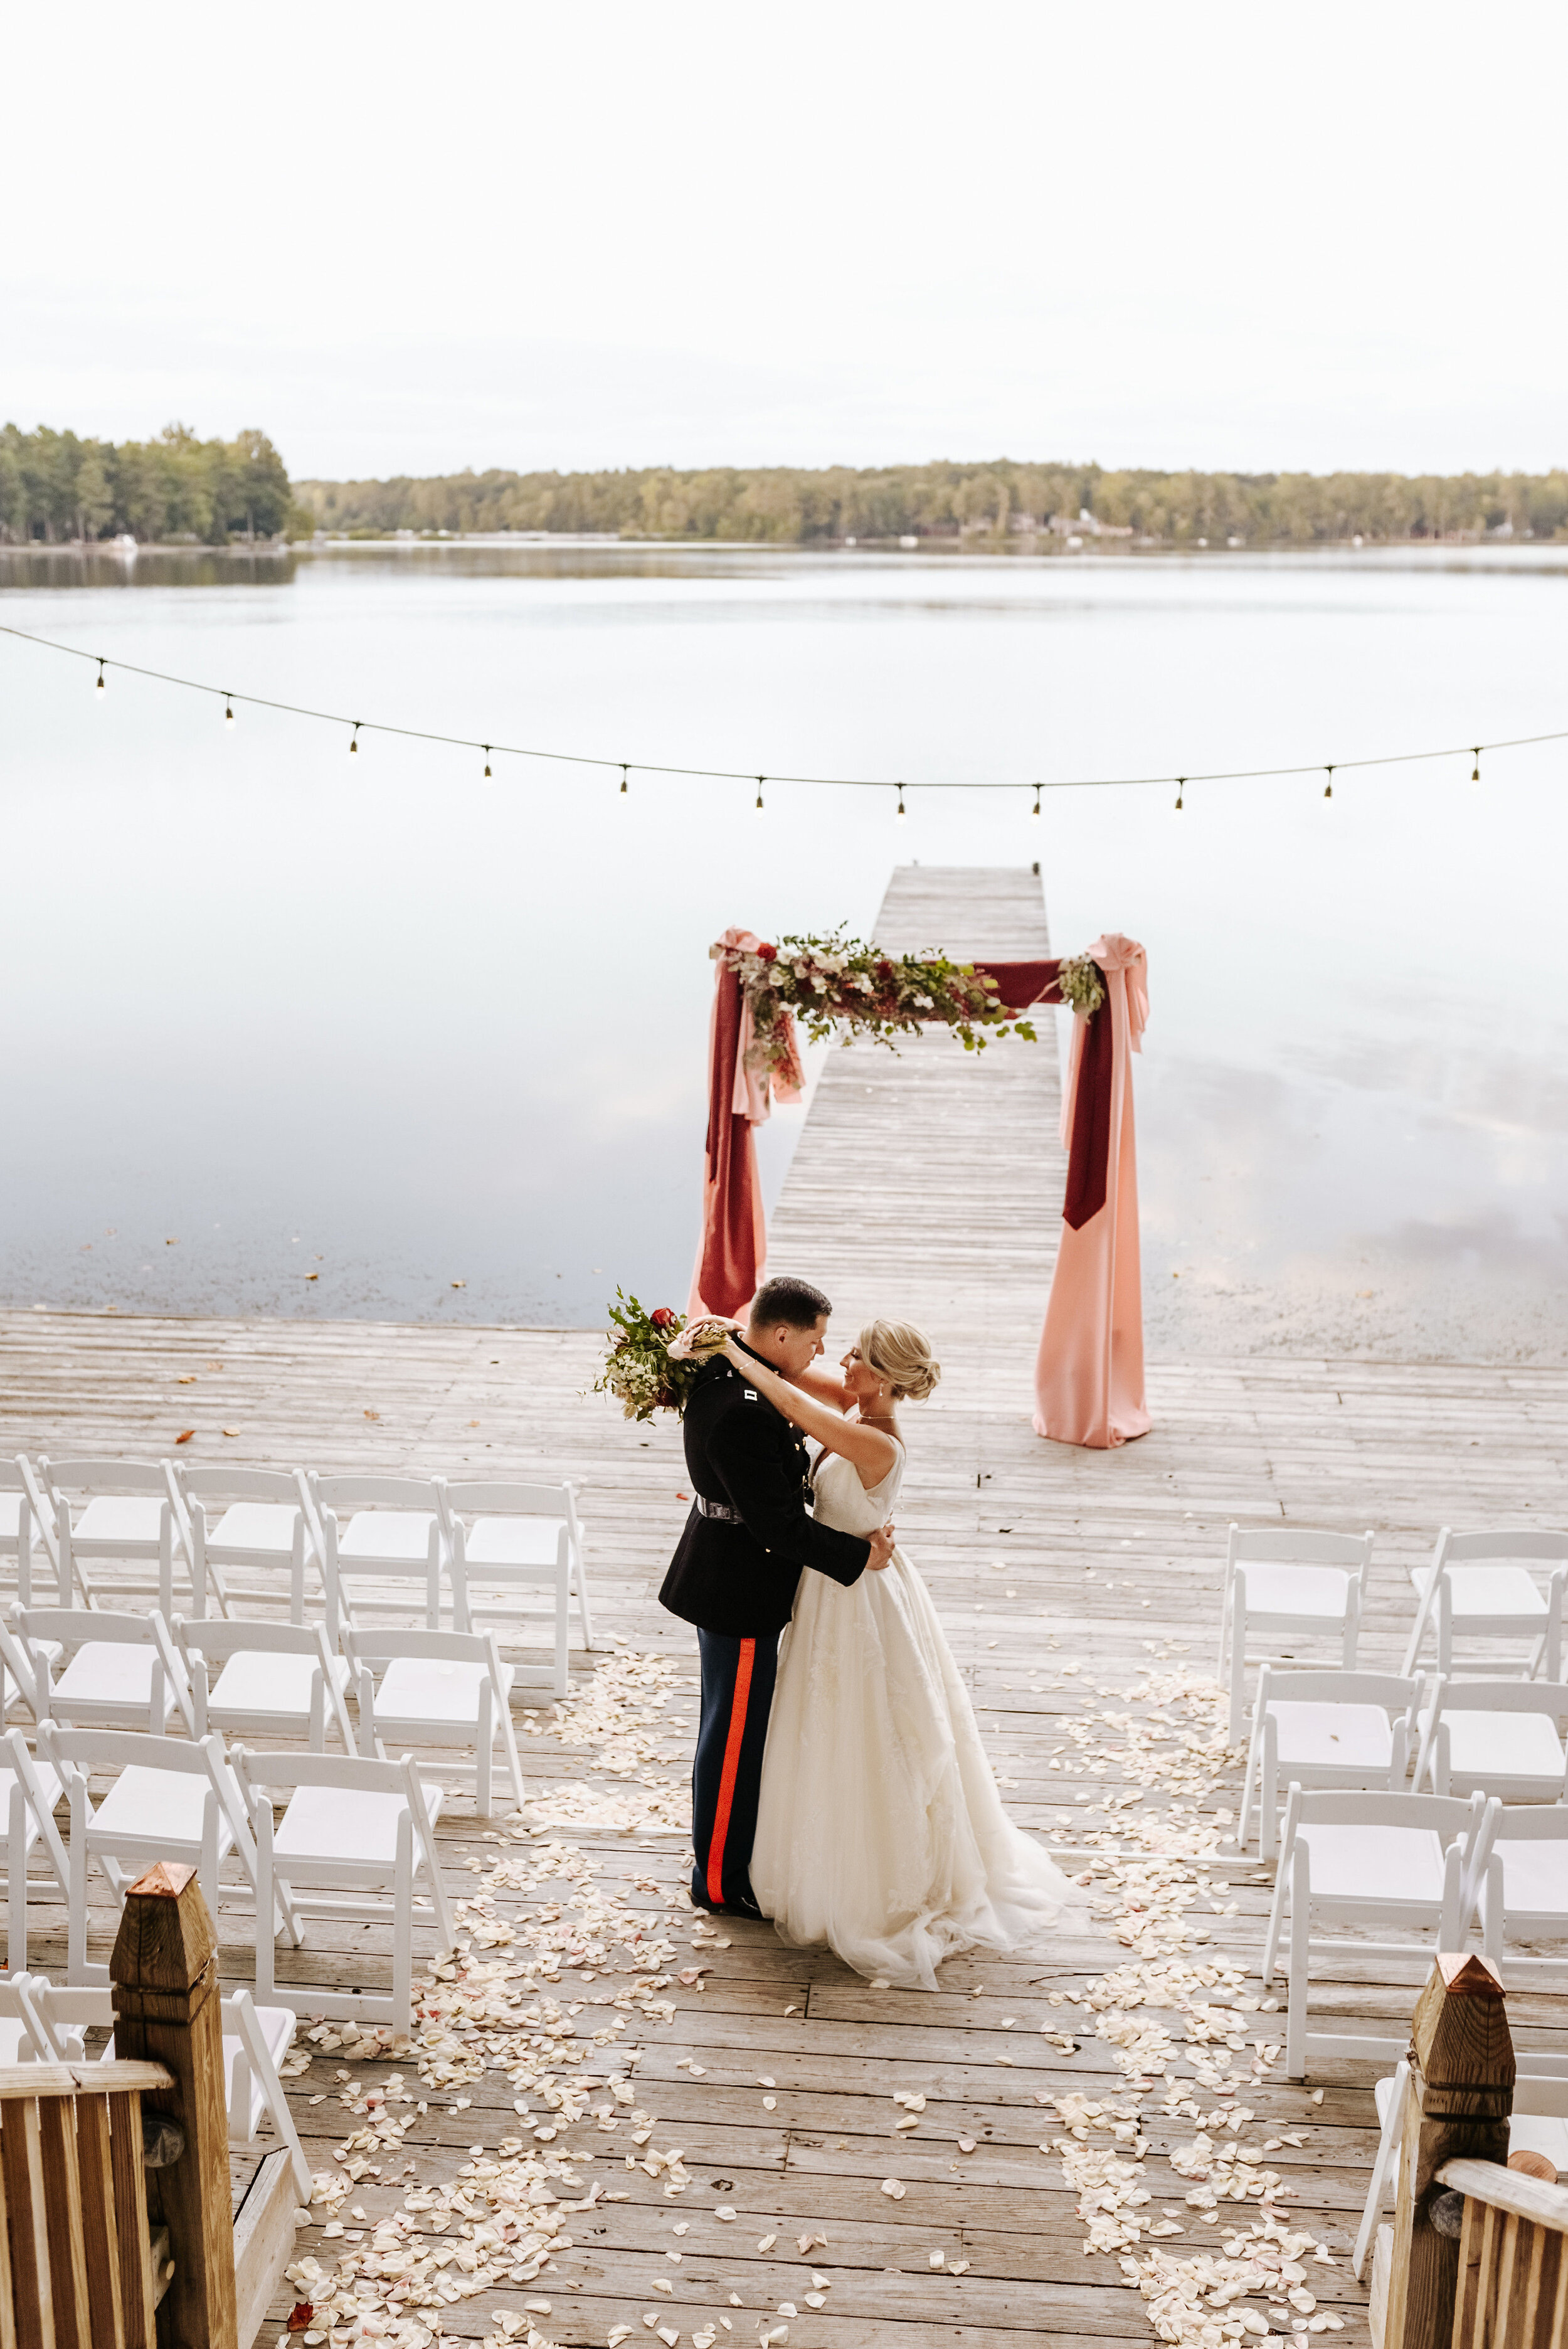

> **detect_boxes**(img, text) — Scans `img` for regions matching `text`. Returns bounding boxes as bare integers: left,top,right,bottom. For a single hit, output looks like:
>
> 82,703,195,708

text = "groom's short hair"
750,1274,831,1330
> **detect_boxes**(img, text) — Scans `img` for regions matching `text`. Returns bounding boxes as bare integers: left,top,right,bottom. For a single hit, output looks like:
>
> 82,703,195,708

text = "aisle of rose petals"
277,1643,1357,2349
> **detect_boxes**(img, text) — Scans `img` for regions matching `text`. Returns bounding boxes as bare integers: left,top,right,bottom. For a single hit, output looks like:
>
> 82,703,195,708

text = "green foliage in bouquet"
594,1291,730,1422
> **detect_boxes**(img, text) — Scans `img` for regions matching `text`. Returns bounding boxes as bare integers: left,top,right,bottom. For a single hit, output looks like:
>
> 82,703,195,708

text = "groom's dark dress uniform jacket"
660,1346,871,1912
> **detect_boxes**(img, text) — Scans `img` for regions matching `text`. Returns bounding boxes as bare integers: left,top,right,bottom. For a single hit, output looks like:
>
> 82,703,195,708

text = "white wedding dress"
750,1438,1086,1988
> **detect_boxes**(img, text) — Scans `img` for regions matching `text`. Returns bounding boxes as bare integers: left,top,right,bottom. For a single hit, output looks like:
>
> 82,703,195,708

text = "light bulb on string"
1030,785,1041,819
481,746,494,784
755,777,766,817
95,659,106,699
896,784,906,820
1471,747,1481,783
1173,777,1185,812
1323,765,1334,801
348,723,360,757
224,698,235,729
618,765,628,799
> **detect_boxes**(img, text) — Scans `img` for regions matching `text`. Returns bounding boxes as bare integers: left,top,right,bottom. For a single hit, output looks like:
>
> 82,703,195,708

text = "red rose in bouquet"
755,941,778,961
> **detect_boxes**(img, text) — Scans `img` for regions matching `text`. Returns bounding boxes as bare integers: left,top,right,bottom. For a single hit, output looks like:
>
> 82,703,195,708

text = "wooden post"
110,1860,238,2349
1384,1954,1515,2349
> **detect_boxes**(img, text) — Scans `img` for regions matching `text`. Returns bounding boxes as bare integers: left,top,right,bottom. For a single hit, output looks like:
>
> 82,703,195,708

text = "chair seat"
465,1517,569,1567
72,1498,165,1547
92,1767,231,1850
338,1514,439,1562
273,1782,446,1872
1444,1715,1566,1783
375,1657,514,1729
0,2018,27,2064
54,1646,158,1707
208,1503,303,1554
1273,1702,1394,1771
1239,1564,1351,1619
1493,1840,1568,1919
0,1758,62,1843
1409,1564,1549,1621
209,1651,350,1717
1374,2076,1568,2177
0,1497,28,1540
1300,1822,1448,1906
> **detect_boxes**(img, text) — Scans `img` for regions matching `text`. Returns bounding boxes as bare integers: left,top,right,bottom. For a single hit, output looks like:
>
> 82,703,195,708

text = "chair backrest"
310,1474,443,1513
1425,1678,1568,1719
1256,1668,1422,1710
176,1466,307,1507
344,1626,501,1670
442,1478,578,1520
172,1616,330,1665
1229,1524,1374,1569
1293,1786,1493,1838
1439,1528,1568,1567
18,1604,178,1659
12,1459,62,1579
232,1744,427,1800
1485,1803,1568,1844
36,1457,172,1498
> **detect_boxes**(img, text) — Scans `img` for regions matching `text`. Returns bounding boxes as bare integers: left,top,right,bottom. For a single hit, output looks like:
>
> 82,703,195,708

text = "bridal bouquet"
595,1292,734,1422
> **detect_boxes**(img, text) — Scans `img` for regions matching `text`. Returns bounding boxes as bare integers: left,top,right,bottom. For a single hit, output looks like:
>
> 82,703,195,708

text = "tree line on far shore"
8,426,1568,548
0,423,302,545
295,457,1568,546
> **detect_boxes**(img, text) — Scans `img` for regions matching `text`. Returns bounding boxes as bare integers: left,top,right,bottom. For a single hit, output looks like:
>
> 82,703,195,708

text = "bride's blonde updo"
861,1319,941,1403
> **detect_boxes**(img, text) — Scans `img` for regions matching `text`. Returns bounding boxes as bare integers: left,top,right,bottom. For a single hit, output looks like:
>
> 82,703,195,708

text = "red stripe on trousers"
706,1637,755,1907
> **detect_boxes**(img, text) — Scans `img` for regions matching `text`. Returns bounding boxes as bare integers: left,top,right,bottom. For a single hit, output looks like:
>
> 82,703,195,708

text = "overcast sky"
6,0,1563,484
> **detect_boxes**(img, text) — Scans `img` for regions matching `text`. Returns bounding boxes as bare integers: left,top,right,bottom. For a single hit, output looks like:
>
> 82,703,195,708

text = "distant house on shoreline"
1044,506,1135,540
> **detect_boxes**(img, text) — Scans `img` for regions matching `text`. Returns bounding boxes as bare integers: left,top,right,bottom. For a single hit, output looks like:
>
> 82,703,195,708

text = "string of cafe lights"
4,617,1566,816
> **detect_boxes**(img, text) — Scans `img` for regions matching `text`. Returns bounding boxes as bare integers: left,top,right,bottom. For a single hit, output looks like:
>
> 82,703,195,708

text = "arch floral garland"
716,926,1105,1085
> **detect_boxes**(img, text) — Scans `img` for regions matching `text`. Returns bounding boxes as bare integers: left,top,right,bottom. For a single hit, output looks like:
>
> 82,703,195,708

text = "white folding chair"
16,1605,194,1736
309,1475,448,1640
0,1460,55,1615
1263,1786,1498,2077
345,1626,524,1815
0,1974,45,2063
0,1731,68,1973
1354,2044,1568,2278
442,1478,594,1697
173,1465,324,1623
1476,1805,1568,1981
1416,1678,1568,1801
1217,1523,1374,1744
1240,1668,1424,1858
236,1746,452,2039
174,1615,356,1754
22,1976,312,2200
34,1455,203,1616
38,1722,298,1983
1401,1527,1568,1682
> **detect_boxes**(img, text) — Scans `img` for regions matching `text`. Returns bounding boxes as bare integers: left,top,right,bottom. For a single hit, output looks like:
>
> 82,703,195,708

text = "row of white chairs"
1241,1668,1568,1855
0,1969,310,2199
0,1721,453,2037
0,1455,593,1695
1217,1520,1568,1743
0,1605,525,1813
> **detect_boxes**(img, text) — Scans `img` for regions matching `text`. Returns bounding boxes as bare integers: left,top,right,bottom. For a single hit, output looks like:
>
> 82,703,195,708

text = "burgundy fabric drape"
973,959,1113,1230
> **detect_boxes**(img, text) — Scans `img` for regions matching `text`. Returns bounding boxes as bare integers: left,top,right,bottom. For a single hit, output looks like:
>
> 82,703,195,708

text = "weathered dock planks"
0,865,1564,2346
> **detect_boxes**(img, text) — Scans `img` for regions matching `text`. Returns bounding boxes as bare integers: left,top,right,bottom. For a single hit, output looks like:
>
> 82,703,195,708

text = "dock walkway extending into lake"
1,866,1565,2348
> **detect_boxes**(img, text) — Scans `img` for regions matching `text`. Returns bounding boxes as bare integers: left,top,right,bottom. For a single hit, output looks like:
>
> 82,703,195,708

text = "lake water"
3,540,1565,1360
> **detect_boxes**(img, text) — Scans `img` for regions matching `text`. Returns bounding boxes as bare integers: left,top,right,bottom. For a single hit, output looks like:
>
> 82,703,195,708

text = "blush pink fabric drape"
1032,933,1151,1450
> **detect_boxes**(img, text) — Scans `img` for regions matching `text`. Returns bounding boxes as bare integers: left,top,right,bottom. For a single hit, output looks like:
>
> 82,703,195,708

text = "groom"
660,1273,895,1917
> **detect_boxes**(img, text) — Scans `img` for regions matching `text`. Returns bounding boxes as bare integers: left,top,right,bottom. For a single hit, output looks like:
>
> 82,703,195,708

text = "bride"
718,1320,1086,1989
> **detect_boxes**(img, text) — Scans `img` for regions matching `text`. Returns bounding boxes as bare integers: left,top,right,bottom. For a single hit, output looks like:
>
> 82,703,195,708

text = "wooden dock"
2,864,1566,2349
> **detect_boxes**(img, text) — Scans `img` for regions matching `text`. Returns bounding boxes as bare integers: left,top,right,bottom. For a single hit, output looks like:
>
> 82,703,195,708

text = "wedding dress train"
750,1440,1086,1988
